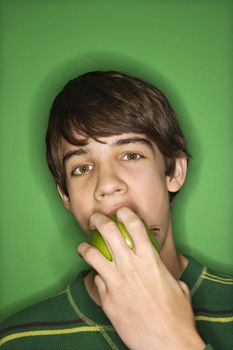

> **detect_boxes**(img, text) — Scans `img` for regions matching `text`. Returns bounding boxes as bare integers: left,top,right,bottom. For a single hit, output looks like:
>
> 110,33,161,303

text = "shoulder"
181,255,233,308
184,256,233,319
195,265,233,306
182,255,233,291
182,256,233,348
194,264,233,297
0,277,84,348
0,288,69,330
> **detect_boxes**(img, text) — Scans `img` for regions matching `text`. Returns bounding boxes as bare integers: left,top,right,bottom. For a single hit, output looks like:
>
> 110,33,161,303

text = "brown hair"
46,71,190,200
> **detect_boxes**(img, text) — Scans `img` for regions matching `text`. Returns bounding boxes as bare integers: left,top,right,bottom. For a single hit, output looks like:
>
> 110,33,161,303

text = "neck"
160,228,188,279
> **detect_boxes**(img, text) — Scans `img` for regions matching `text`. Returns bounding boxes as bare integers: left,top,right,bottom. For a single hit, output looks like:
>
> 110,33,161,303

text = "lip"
149,226,160,235
101,202,137,216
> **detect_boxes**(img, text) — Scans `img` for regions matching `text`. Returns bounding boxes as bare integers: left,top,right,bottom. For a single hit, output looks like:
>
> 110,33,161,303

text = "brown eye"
72,164,93,176
122,153,141,161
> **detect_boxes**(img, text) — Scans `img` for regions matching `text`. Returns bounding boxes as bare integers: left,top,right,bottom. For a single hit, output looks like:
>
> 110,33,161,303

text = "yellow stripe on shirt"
203,275,233,285
196,315,233,323
203,272,233,284
0,326,101,346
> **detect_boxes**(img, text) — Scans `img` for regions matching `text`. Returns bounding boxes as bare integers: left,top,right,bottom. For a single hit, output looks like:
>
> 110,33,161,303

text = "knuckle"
116,206,128,216
179,281,190,296
83,245,96,261
102,220,116,233
128,218,144,232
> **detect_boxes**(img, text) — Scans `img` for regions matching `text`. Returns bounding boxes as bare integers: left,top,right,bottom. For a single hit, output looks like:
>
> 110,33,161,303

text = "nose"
94,164,128,201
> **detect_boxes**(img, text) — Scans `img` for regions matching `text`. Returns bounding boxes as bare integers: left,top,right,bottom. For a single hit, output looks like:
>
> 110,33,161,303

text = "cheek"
67,182,92,232
132,169,170,219
131,165,167,198
142,182,169,215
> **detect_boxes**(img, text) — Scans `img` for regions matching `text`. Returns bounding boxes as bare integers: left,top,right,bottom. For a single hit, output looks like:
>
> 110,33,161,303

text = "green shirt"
180,257,233,349
0,256,232,349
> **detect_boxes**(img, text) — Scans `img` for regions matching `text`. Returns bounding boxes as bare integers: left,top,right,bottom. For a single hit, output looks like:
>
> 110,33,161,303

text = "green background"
0,0,232,321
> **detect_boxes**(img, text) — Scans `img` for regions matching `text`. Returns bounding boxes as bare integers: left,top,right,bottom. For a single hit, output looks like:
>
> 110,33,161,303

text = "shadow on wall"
27,50,201,263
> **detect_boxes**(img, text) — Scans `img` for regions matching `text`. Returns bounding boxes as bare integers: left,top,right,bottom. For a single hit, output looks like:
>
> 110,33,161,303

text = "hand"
78,207,205,350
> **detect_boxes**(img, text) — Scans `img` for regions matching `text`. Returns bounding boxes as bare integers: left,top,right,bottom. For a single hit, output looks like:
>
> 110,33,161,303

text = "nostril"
94,176,127,200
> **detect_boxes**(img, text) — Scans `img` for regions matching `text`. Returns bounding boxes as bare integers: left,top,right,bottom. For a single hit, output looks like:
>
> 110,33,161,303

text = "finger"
179,281,191,299
77,242,112,280
89,212,132,262
94,274,108,300
116,207,158,258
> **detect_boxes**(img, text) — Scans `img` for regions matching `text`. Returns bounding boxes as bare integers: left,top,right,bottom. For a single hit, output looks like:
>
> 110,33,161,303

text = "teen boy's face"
59,133,186,249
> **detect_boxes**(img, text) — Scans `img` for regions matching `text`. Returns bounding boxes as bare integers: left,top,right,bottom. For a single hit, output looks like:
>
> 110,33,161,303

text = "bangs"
60,110,153,147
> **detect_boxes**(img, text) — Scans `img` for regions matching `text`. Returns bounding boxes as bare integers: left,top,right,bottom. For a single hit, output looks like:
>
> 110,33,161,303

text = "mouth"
149,226,160,236
101,203,137,216
91,205,160,237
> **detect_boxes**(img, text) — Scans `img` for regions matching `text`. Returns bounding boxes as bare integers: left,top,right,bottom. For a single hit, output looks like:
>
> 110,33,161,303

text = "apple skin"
90,214,160,261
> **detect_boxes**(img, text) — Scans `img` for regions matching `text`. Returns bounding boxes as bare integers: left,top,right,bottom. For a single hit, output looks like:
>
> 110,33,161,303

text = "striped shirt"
0,256,232,349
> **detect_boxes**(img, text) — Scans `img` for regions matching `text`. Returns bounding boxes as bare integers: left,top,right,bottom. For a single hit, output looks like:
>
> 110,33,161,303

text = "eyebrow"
62,136,153,164
62,147,89,165
113,136,153,149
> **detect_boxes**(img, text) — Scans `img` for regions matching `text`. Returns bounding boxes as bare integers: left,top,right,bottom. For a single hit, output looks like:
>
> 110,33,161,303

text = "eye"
72,164,93,176
122,153,142,161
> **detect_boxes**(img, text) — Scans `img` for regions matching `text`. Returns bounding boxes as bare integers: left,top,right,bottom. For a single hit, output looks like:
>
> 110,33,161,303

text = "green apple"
89,214,160,261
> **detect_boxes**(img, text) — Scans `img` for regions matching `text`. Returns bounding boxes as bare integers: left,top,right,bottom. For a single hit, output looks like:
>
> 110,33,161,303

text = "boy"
0,71,232,349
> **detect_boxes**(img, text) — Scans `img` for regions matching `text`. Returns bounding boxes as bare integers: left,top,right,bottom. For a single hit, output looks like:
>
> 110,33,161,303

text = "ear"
57,185,71,211
166,157,187,193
